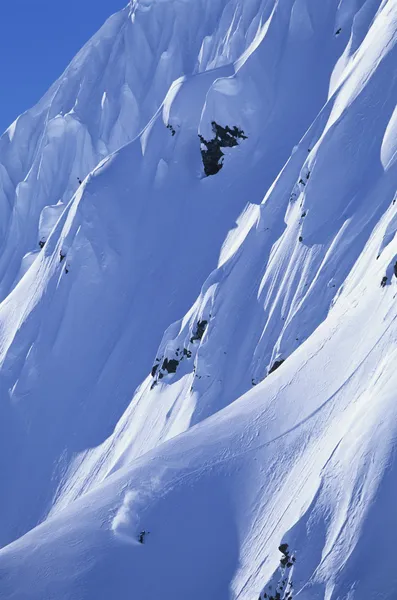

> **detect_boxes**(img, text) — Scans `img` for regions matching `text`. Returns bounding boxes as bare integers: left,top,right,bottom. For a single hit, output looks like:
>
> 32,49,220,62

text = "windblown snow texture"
0,0,397,599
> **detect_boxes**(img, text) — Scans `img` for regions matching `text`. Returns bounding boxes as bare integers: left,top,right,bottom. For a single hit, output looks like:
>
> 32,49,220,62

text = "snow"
0,0,396,598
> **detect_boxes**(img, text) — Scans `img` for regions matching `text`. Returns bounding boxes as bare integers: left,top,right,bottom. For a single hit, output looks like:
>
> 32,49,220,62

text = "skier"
77,177,82,185
138,530,149,544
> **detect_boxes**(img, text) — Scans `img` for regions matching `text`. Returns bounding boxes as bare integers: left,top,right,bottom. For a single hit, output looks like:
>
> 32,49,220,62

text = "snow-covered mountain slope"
2,258,397,600
0,0,260,303
0,0,397,598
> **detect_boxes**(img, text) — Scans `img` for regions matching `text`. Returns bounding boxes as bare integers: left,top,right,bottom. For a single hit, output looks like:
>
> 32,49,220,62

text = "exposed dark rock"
269,359,284,375
298,236,303,242
199,121,247,176
394,262,397,278
381,276,388,287
39,239,46,249
259,544,296,600
335,27,342,35
162,358,179,374
152,333,202,387
190,319,208,343
279,543,295,568
60,251,66,262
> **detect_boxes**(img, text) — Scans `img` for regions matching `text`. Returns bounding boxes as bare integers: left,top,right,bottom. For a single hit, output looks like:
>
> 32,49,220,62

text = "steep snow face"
52,0,396,500
0,0,289,542
0,0,397,599
2,244,397,600
0,0,268,304
0,0,361,544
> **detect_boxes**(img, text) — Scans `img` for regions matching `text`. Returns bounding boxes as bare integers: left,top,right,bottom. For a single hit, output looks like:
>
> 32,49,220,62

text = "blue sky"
0,0,126,134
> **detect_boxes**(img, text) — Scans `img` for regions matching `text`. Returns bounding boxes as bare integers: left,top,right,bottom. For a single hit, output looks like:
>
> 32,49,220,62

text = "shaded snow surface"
0,0,397,598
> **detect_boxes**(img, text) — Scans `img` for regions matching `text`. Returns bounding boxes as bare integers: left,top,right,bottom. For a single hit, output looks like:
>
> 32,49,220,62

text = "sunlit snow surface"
0,0,397,598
